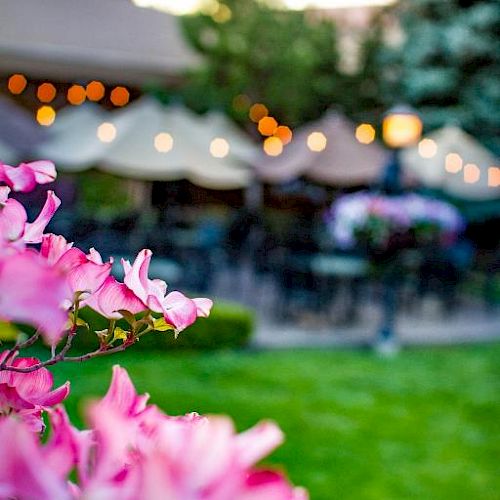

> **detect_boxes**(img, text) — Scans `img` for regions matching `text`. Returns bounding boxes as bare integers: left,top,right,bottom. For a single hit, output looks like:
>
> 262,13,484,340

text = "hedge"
72,301,255,352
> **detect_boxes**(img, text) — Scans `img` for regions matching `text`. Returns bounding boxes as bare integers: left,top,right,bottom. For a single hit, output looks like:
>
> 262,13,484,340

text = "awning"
0,0,199,85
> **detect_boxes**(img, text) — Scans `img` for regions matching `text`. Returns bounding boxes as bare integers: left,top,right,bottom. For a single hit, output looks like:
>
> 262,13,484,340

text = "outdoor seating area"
0,0,498,498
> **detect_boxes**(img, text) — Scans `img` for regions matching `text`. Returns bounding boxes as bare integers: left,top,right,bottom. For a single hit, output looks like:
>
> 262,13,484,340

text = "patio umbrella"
0,0,199,85
34,103,112,171
401,126,500,201
101,98,252,190
253,111,388,187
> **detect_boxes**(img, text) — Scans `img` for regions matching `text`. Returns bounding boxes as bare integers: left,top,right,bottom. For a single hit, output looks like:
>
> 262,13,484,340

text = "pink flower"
0,190,61,252
0,351,70,432
122,249,213,332
41,234,113,299
0,250,71,344
0,160,56,192
0,418,71,499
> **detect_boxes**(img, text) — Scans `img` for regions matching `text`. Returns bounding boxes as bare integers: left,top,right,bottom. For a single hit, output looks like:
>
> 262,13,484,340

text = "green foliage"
374,0,500,154
45,344,500,500
77,170,133,218
74,302,255,352
180,0,342,127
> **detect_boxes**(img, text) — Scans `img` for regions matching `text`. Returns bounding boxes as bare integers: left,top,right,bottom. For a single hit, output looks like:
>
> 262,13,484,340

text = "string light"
210,137,230,158
463,163,480,184
488,167,500,188
154,133,174,153
36,106,56,127
445,153,463,173
86,81,105,101
249,103,268,123
97,122,117,143
7,74,27,95
263,137,283,156
37,83,56,103
307,132,327,152
110,86,129,107
258,116,278,136
274,125,293,145
418,138,437,158
355,123,376,145
67,85,86,105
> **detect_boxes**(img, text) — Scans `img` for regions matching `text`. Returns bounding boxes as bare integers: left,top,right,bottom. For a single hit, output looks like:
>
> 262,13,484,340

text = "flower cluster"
0,159,212,346
327,191,465,250
0,358,306,499
0,159,306,498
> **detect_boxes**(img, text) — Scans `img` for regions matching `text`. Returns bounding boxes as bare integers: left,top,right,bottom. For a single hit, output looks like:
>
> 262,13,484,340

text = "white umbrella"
101,98,252,190
401,126,500,200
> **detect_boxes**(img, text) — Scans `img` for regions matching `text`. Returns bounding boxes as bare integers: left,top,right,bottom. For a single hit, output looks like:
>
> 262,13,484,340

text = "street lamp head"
382,105,422,149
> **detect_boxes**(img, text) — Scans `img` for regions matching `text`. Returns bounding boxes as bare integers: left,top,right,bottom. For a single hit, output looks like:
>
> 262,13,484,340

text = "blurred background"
1,0,499,497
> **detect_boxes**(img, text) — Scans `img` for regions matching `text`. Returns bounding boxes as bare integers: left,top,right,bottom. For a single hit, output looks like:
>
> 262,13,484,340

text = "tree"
180,0,343,128
375,0,500,154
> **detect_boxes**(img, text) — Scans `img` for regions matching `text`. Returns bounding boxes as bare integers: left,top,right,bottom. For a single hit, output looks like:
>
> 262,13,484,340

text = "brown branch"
0,341,134,373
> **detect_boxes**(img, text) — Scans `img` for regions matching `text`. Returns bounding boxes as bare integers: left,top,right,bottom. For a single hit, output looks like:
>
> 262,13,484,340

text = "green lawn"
42,344,499,500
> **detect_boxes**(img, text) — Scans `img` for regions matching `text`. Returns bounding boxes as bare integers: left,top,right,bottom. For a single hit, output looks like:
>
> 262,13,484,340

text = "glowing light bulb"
8,74,27,95
263,137,283,156
445,153,463,173
355,123,375,144
463,163,480,184
418,138,437,158
210,137,230,158
36,106,56,127
154,132,174,153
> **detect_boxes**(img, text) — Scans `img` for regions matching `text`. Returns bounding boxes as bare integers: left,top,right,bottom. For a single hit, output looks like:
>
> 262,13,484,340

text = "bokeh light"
258,116,278,136
36,106,56,127
8,74,27,95
307,131,327,152
210,137,230,158
67,85,86,105
37,83,56,103
212,3,232,23
445,153,463,173
488,167,500,187
274,125,293,145
249,103,268,123
382,112,422,148
110,86,130,107
97,122,117,143
463,163,480,184
86,81,105,102
263,136,283,156
418,138,438,158
154,132,174,153
232,94,251,112
355,123,376,144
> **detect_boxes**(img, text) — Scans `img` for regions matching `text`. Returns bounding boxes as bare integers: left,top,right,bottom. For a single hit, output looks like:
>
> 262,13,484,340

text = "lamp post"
376,105,423,355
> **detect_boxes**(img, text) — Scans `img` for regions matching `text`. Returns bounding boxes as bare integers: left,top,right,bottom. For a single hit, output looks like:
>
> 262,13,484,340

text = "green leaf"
0,321,19,341
118,310,137,326
153,318,175,332
113,327,129,343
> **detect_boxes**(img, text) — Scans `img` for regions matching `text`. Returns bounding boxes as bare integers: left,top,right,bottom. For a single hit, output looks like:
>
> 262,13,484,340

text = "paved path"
211,263,500,349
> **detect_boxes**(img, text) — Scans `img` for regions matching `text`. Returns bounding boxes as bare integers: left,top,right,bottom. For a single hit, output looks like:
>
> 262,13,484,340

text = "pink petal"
85,276,146,319
0,186,10,203
25,160,57,185
2,163,36,192
68,260,112,295
8,358,53,397
0,383,35,411
235,421,284,468
100,365,149,416
23,191,61,243
40,234,74,265
31,382,70,407
242,470,305,500
123,249,152,304
193,297,213,318
0,198,27,241
161,291,198,332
